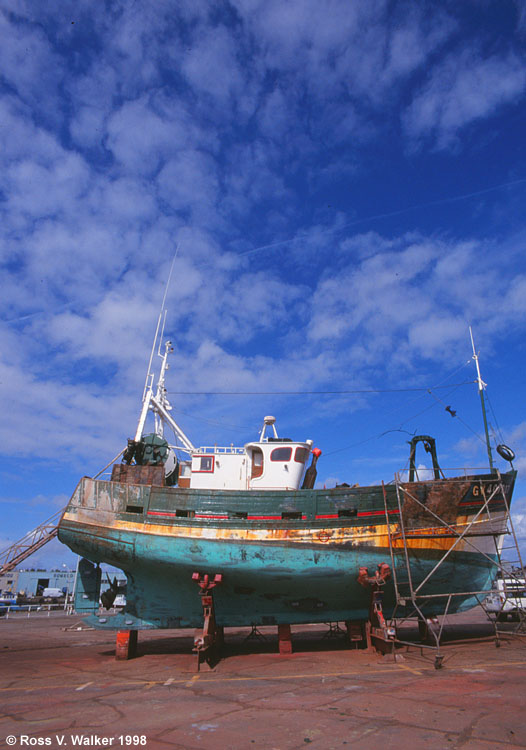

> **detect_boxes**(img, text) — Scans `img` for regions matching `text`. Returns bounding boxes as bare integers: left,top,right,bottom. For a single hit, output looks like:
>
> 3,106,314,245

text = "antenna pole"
133,247,196,453
141,250,179,402
469,327,494,472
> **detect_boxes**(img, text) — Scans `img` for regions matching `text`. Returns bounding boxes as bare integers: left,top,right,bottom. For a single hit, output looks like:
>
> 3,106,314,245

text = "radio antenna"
141,248,178,402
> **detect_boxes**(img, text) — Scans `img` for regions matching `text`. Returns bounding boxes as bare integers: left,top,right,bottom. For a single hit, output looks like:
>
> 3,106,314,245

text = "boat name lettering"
472,483,500,497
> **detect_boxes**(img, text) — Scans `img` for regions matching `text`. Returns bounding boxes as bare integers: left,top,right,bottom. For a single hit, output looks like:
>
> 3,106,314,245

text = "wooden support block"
115,629,138,660
345,619,365,643
278,624,292,655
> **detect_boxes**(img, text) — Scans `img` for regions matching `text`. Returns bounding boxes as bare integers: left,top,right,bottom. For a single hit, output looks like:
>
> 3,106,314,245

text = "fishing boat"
57,332,517,640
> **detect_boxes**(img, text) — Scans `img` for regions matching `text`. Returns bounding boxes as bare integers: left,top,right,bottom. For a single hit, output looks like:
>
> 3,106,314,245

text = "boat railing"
394,467,506,482
194,446,246,455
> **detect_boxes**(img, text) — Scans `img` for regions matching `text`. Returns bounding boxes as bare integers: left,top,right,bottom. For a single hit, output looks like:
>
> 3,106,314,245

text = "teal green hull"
62,532,499,629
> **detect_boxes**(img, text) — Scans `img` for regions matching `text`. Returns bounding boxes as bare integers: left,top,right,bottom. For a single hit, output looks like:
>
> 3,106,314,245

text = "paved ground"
1,609,525,749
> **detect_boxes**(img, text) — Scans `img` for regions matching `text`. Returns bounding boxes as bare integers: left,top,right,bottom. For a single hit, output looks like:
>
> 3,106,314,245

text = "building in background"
0,564,126,603
0,568,75,597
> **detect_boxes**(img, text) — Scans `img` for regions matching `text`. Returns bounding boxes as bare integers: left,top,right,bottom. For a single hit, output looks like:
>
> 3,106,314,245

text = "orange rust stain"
62,511,502,554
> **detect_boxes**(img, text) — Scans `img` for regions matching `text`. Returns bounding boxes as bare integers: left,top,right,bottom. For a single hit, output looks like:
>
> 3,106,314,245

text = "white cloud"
0,355,137,464
257,87,295,140
408,315,467,359
516,0,526,32
181,26,247,105
454,436,484,457
308,237,436,344
21,220,128,304
67,64,118,149
4,153,91,220
234,0,454,112
221,141,290,220
304,231,526,371
386,14,452,79
105,96,211,176
95,177,158,223
505,423,526,479
157,150,220,223
0,98,57,162
404,50,526,148
0,11,64,124
506,275,526,315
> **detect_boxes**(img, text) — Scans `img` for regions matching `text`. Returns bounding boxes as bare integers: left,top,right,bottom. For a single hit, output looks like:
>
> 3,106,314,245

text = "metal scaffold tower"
382,469,525,666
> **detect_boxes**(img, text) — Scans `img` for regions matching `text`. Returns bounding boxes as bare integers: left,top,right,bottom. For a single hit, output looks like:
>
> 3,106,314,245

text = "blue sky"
1,0,526,568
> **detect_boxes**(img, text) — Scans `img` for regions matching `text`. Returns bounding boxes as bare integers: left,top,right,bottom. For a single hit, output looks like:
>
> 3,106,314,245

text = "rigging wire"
170,406,249,432
485,391,506,445
321,359,480,458
372,363,474,429
168,373,477,445
166,360,480,457
164,356,502,466
323,382,466,457
172,382,469,457
425,388,487,447
394,380,469,430
167,381,475,395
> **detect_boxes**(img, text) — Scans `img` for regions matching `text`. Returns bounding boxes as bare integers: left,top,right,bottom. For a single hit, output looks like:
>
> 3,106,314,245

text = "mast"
133,250,197,455
469,327,495,472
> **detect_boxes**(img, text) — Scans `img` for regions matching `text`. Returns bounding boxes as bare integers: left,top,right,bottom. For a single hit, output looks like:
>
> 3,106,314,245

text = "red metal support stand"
278,624,293,654
115,629,138,660
192,572,223,671
357,563,396,654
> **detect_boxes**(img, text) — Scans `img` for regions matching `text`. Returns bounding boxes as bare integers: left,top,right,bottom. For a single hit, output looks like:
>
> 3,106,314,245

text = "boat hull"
58,471,516,628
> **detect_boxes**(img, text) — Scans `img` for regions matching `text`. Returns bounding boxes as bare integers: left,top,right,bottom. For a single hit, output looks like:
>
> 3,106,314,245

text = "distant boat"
57,336,517,635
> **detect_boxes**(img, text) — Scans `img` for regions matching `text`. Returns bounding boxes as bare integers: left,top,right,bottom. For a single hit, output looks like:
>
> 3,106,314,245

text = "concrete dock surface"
1,608,525,749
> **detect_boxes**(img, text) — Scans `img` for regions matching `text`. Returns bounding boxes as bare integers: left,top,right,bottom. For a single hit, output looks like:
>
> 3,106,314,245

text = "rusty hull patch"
111,464,165,486
400,481,471,527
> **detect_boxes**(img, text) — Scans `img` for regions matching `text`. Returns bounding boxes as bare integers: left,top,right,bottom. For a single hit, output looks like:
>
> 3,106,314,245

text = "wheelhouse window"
195,455,215,472
270,447,293,462
294,447,310,463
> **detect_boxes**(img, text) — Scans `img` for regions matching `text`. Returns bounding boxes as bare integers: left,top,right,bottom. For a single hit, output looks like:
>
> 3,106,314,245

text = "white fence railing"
1,601,74,618
1,600,126,619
